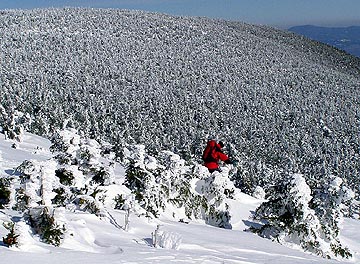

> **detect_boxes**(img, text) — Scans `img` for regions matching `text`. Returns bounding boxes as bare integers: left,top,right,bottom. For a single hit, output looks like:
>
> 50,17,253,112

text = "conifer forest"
0,8,359,194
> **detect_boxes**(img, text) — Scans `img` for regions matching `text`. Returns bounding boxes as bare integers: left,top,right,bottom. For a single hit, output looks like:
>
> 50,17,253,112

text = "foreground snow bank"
0,132,359,263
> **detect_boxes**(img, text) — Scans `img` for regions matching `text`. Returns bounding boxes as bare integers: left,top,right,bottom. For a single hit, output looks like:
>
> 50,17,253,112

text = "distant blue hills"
288,25,360,58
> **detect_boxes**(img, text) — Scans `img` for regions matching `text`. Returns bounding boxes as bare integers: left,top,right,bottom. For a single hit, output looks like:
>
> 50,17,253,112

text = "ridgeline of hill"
289,25,360,58
0,8,359,192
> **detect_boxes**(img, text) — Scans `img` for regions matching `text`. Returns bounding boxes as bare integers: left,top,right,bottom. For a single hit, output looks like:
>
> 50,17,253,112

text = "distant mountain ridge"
289,25,360,57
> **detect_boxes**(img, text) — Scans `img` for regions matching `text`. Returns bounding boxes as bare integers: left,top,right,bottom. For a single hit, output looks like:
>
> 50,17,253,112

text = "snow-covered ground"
0,132,359,263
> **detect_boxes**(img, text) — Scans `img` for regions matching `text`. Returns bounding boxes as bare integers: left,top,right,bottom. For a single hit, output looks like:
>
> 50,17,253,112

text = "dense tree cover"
0,8,359,193
1,128,239,246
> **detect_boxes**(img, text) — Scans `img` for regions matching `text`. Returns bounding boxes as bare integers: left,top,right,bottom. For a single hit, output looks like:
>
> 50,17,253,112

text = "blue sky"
0,0,359,28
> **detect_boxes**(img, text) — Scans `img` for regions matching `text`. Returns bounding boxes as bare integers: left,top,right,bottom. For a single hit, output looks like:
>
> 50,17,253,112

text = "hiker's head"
218,141,224,148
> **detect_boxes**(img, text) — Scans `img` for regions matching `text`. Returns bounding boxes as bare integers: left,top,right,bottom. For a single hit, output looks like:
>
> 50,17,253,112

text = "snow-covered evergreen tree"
0,105,29,142
310,176,353,258
25,206,65,247
2,221,20,247
252,173,352,259
0,177,11,209
201,168,235,229
15,159,58,208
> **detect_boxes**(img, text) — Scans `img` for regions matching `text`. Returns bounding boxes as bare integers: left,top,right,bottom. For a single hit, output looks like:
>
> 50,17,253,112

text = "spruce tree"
252,173,351,258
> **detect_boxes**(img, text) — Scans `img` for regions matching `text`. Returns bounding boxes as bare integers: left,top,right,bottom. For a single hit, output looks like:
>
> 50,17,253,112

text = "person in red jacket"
202,140,232,173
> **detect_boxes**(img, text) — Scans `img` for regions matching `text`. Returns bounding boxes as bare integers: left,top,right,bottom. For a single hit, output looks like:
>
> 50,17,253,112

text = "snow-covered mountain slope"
0,133,359,263
0,8,359,193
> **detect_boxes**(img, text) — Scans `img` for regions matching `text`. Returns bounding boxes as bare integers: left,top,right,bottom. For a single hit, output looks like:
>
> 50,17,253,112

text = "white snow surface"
0,132,359,264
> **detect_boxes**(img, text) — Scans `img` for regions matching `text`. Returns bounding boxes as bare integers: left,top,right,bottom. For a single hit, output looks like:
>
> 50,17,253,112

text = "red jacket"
203,140,230,171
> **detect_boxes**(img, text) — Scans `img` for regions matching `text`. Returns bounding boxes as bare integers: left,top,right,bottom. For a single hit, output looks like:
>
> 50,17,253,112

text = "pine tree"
0,177,11,209
2,222,20,247
25,206,65,247
310,176,353,258
251,173,350,258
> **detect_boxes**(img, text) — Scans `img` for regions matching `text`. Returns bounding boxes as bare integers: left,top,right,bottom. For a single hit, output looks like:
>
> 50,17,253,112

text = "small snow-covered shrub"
54,153,74,165
152,225,182,250
206,205,232,229
50,132,70,153
15,159,58,207
2,222,20,247
13,187,30,211
200,171,234,229
90,166,112,186
51,187,71,207
0,177,11,208
182,193,208,220
124,161,149,201
252,186,265,200
55,168,74,186
114,194,126,210
74,195,101,216
0,107,27,142
16,160,36,183
124,161,165,217
77,139,103,173
50,128,80,154
25,206,65,247
166,171,206,220
202,171,236,202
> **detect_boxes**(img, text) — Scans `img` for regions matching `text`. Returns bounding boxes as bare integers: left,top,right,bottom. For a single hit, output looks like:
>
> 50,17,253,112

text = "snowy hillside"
0,8,359,195
1,132,359,263
0,8,359,262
